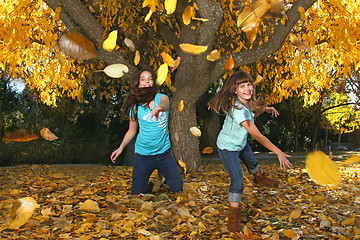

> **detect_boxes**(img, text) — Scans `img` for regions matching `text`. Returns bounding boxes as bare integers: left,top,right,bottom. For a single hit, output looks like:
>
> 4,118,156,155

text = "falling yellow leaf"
124,38,136,52
79,199,100,212
178,100,184,111
245,21,259,44
237,0,271,28
338,155,360,166
102,30,117,52
289,33,310,51
202,147,213,154
190,126,201,137
294,51,304,65
134,50,140,65
2,129,38,142
40,127,59,141
156,63,169,86
182,5,195,25
270,0,284,14
193,17,209,22
225,54,234,71
178,159,187,174
100,64,129,78
145,10,153,22
161,52,175,67
171,57,181,72
7,197,39,229
179,43,208,54
305,151,342,187
207,50,221,62
57,31,97,60
254,75,263,85
283,229,297,238
165,0,177,14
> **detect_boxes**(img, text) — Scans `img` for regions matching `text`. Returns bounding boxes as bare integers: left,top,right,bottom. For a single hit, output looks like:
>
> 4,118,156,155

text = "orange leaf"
202,147,213,154
289,33,310,51
2,129,38,142
161,52,175,67
254,75,263,85
134,50,140,65
283,229,297,238
57,31,97,60
179,43,208,54
182,5,195,25
225,54,234,71
178,100,184,111
171,57,181,72
40,128,59,141
190,126,201,137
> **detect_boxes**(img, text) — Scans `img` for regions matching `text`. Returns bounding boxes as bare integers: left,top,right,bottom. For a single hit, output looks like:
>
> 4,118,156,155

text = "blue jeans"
131,149,183,194
218,143,259,203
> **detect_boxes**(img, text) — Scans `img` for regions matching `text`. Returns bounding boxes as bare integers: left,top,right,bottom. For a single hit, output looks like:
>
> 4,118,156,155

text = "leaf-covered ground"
1,156,360,239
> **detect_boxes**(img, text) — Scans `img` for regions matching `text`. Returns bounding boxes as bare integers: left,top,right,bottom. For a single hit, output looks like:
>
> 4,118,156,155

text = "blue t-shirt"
217,102,254,151
130,93,171,155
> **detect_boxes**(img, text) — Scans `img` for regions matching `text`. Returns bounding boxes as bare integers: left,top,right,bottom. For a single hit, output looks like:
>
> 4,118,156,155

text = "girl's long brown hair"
209,71,266,116
121,69,157,121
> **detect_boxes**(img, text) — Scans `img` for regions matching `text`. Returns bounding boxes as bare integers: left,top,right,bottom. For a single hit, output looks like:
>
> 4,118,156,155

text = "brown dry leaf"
124,38,136,52
237,0,271,28
171,57,181,72
182,5,195,25
190,126,201,137
102,30,117,52
57,31,97,60
40,127,59,141
289,33,310,51
161,52,175,67
2,129,38,142
79,199,100,212
156,63,169,86
178,100,184,112
225,54,234,71
207,49,221,62
134,50,140,65
202,147,213,154
179,43,208,54
7,197,39,229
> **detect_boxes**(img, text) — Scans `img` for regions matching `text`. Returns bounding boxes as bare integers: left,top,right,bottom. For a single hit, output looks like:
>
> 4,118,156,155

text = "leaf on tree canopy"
202,147,213,154
171,57,181,72
57,31,97,60
2,129,38,142
103,30,118,52
178,100,184,111
289,33,310,51
165,0,177,14
124,38,136,52
190,126,201,137
40,127,59,141
182,6,195,25
237,0,271,28
7,197,39,229
338,155,360,166
100,64,129,78
134,50,140,65
156,63,169,86
161,52,175,67
179,43,208,54
305,151,342,187
225,54,234,71
207,50,221,62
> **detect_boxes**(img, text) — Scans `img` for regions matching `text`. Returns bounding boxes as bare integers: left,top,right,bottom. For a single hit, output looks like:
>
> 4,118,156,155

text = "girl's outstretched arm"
265,107,279,117
242,119,293,169
110,118,138,163
151,95,170,121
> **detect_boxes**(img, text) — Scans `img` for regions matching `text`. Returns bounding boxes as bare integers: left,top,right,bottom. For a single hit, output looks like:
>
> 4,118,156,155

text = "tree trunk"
310,102,323,150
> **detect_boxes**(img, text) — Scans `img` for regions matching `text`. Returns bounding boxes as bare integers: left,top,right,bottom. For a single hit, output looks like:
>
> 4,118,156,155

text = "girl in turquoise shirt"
210,71,292,232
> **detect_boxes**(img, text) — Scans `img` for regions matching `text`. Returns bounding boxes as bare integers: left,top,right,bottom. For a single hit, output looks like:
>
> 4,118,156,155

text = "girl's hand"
151,106,162,121
277,152,293,170
110,148,123,163
265,107,279,117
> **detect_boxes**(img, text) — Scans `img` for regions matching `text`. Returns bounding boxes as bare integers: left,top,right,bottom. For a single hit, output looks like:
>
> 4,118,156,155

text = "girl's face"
235,81,253,102
138,71,154,88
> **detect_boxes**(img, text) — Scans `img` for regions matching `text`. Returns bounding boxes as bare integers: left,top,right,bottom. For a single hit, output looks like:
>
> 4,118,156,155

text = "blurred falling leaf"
193,17,209,22
237,0,271,28
207,50,221,62
102,30,118,52
294,51,304,65
338,155,360,166
161,52,175,67
225,54,234,71
179,43,208,54
283,229,297,238
190,126,201,137
99,64,129,78
269,0,284,14
7,197,39,229
2,129,38,142
156,63,169,86
178,159,187,174
124,38,136,52
134,50,140,65
79,199,100,212
40,127,59,141
289,33,310,51
182,5,195,25
56,31,97,60
202,147,213,154
145,10,153,22
178,100,184,111
171,57,181,72
305,151,342,187
245,21,259,44
254,75,263,85
165,0,177,14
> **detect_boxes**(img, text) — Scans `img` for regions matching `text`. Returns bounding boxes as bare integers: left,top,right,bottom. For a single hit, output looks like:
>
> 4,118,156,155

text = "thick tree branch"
321,102,360,114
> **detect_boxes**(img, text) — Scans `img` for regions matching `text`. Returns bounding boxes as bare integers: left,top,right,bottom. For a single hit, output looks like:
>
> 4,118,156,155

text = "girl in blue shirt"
209,71,292,232
110,69,183,194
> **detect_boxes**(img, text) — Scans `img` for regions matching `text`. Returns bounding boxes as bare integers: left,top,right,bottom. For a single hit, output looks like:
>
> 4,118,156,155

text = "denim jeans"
131,149,183,194
218,143,259,203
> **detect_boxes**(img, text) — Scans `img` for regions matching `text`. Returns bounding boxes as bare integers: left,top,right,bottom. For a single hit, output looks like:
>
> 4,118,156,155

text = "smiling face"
138,71,154,88
235,81,254,103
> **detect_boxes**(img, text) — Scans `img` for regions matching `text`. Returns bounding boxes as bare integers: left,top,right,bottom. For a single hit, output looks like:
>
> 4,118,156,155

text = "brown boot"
228,206,242,232
253,168,279,187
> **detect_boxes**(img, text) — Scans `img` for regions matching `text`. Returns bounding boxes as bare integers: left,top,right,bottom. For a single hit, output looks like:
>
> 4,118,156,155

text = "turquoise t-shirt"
217,102,254,151
130,93,171,155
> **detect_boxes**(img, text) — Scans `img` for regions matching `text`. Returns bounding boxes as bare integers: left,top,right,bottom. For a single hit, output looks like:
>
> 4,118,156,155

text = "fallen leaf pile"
0,159,360,239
